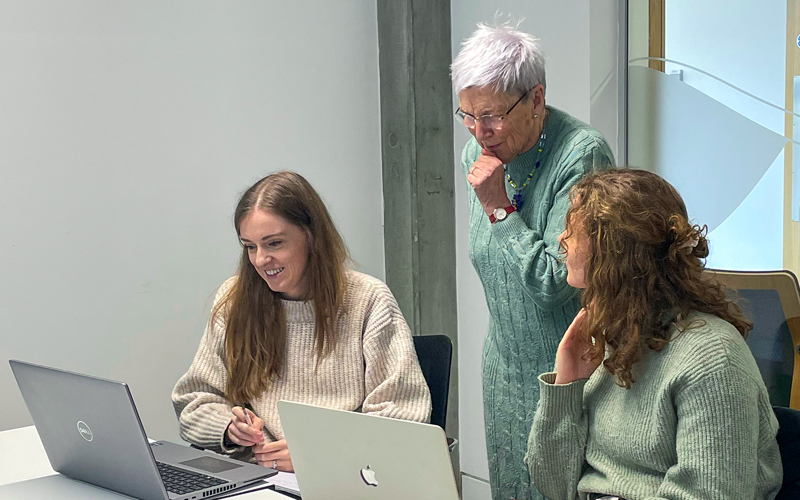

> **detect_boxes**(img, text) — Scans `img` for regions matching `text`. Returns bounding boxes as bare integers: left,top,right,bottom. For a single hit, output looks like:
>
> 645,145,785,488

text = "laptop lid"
277,401,459,500
10,360,170,500
9,360,273,500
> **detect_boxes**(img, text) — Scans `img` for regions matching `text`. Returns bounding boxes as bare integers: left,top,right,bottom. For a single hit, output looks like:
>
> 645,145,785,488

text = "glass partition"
627,0,799,273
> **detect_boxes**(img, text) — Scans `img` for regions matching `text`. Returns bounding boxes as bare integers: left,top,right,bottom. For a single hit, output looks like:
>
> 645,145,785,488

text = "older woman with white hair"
451,23,615,500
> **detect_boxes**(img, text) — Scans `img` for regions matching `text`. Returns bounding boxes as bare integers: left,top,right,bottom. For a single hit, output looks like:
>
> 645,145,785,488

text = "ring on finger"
272,459,278,470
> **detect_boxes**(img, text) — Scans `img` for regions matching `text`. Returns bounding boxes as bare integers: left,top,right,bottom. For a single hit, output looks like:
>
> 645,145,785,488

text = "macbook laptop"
278,401,459,500
9,360,276,500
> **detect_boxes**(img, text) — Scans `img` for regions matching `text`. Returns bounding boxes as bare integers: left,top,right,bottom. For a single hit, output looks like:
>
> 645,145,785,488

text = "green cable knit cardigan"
527,312,783,500
461,106,614,500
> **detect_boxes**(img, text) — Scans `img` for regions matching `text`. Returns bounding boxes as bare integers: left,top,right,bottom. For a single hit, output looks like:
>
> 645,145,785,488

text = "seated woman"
172,171,431,472
527,169,782,500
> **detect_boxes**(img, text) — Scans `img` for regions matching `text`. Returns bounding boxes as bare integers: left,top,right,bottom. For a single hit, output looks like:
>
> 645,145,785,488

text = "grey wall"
450,2,621,498
0,1,384,443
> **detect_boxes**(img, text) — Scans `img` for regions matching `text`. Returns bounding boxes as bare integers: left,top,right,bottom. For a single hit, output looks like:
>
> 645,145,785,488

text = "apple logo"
360,465,378,487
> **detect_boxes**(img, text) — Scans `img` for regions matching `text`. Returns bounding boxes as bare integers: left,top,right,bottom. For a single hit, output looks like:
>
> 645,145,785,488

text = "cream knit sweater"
172,270,432,455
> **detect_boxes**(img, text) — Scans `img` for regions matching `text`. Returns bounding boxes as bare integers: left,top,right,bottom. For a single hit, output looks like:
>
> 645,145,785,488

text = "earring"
534,114,539,119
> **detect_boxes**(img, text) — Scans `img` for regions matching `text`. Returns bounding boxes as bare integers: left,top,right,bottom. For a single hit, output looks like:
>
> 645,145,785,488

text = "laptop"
277,401,459,500
9,360,275,500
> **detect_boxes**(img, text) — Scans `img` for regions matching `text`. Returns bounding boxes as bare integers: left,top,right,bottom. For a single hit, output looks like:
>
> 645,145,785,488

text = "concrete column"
377,0,460,488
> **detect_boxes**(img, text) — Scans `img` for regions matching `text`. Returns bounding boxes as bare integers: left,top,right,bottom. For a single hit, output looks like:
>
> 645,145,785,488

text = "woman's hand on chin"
554,308,603,384
468,149,511,216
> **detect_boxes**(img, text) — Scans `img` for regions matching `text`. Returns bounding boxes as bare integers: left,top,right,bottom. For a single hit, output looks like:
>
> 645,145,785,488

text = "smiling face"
457,84,545,164
558,214,592,289
239,209,309,300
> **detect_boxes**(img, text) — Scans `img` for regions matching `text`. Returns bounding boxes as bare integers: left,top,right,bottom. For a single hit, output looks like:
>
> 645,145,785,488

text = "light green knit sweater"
527,311,783,500
462,106,614,500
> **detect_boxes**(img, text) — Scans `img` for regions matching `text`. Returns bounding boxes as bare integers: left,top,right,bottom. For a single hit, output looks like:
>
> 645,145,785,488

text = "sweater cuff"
218,418,249,455
490,211,538,246
537,372,586,420
185,408,245,454
218,421,244,454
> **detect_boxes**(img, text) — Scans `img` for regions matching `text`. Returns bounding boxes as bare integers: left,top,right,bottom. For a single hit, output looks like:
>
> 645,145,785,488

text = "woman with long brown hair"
172,171,431,472
527,169,782,500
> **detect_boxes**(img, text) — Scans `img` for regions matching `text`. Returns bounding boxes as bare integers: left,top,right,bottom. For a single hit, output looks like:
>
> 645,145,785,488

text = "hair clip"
680,236,699,253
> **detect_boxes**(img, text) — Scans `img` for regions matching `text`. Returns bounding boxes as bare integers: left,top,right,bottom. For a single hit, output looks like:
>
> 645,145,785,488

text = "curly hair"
562,169,752,388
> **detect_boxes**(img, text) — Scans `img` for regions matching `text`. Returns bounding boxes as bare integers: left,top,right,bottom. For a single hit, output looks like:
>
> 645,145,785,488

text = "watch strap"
489,204,516,223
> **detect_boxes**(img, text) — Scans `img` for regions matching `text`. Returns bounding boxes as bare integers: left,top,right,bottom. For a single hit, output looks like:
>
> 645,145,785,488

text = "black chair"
774,406,800,500
704,270,800,409
412,334,453,431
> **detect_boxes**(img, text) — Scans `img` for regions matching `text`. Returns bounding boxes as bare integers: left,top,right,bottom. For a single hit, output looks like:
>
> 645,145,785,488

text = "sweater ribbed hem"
537,371,586,420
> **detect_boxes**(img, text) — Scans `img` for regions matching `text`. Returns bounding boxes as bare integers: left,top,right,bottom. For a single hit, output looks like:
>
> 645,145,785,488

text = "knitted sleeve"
471,135,614,310
525,372,588,500
360,282,432,423
171,279,243,454
642,364,782,500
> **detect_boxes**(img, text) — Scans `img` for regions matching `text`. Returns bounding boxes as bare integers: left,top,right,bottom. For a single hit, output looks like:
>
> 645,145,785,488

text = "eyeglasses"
455,90,530,131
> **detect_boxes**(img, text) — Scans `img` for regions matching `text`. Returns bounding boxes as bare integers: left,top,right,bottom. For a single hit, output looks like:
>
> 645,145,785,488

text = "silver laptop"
9,360,275,500
278,401,459,500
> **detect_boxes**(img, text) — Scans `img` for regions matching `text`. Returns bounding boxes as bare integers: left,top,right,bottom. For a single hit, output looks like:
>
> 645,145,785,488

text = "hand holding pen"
226,406,265,447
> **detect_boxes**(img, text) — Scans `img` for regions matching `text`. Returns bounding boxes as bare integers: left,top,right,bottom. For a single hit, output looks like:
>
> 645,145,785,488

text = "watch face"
494,208,507,221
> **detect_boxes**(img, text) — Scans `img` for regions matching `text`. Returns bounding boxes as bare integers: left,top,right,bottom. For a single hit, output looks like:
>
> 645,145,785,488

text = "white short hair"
451,22,546,97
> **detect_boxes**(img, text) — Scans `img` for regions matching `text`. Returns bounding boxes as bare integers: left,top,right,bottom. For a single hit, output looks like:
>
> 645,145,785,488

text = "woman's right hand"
554,308,603,385
226,407,265,447
468,149,511,216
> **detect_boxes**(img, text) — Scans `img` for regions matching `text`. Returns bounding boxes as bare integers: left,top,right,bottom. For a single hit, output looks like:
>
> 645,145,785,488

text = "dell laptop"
278,400,459,500
9,360,275,500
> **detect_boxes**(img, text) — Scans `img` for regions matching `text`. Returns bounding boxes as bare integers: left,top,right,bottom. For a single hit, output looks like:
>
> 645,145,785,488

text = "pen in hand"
242,407,265,445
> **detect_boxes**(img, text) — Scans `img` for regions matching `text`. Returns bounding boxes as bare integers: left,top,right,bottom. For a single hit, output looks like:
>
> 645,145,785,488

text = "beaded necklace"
505,130,546,210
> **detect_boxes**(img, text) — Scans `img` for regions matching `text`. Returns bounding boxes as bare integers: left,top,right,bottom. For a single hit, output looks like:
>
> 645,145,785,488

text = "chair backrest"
413,335,452,431
703,269,800,409
773,406,800,500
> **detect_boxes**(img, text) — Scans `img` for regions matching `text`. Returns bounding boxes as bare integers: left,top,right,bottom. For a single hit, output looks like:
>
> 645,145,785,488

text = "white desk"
0,425,288,499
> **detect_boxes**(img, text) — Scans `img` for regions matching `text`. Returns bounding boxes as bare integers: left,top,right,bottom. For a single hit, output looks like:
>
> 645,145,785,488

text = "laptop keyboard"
157,462,227,495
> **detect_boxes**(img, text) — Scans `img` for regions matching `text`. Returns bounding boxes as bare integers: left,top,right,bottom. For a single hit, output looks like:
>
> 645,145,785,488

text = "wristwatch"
489,205,516,223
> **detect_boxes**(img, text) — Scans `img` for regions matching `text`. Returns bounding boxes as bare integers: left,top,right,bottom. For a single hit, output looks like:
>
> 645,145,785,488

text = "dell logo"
77,421,93,442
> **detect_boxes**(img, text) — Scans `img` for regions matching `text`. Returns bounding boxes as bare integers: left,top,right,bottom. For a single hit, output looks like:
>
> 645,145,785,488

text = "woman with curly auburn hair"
526,169,782,500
